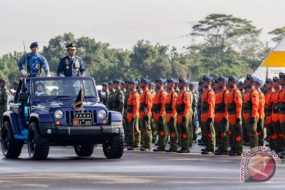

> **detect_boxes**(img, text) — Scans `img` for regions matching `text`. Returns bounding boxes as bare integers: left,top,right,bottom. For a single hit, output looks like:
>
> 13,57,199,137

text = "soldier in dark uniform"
197,80,205,146
189,82,198,144
101,82,109,106
0,79,10,138
106,81,114,110
112,79,125,114
57,43,86,77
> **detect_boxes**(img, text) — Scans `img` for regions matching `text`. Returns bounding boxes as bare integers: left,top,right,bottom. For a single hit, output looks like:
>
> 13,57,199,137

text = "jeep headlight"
98,110,107,118
54,110,63,119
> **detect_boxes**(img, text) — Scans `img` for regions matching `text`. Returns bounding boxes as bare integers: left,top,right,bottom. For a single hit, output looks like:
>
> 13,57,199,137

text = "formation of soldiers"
102,73,285,158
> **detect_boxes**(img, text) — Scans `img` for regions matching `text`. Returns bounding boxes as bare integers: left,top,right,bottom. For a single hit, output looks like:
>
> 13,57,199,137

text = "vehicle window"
33,78,97,98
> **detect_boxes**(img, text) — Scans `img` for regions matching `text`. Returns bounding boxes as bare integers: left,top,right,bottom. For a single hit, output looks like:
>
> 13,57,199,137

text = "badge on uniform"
65,59,69,69
74,59,80,70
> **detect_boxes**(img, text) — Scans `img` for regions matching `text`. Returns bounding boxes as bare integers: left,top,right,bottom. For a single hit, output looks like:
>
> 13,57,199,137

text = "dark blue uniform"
57,55,86,77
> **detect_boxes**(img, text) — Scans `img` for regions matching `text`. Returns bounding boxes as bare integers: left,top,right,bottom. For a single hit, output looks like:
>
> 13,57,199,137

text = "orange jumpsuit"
152,90,167,122
271,89,280,123
139,89,153,119
279,87,285,124
257,89,265,145
227,87,242,126
126,91,140,122
264,89,276,148
201,88,215,123
176,90,191,124
214,88,229,123
272,87,282,150
243,87,259,122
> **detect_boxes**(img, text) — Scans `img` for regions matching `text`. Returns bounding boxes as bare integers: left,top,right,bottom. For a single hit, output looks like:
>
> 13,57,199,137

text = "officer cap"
279,72,285,79
178,77,189,85
13,80,19,85
155,77,165,84
66,43,76,50
218,76,228,83
212,79,219,84
141,78,150,84
149,82,155,87
265,78,273,84
273,76,280,82
121,81,125,85
102,82,108,86
108,81,113,85
113,79,122,84
30,42,39,48
189,82,196,87
166,77,177,84
124,78,130,83
256,79,263,86
135,78,141,84
129,80,138,85
237,81,244,86
202,75,214,82
37,81,44,87
0,79,8,84
198,80,204,86
245,74,259,83
228,75,239,83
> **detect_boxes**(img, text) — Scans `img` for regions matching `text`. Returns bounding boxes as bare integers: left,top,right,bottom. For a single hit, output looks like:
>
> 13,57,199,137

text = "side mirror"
98,91,106,102
18,93,29,102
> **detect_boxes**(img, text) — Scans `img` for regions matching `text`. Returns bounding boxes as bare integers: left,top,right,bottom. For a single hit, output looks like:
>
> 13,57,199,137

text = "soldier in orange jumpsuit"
164,78,179,152
278,72,285,157
126,80,141,150
214,76,229,155
264,78,275,150
201,76,216,154
243,74,259,148
225,76,243,156
254,79,265,146
212,79,220,146
139,78,153,151
152,77,168,151
271,77,282,153
176,77,191,153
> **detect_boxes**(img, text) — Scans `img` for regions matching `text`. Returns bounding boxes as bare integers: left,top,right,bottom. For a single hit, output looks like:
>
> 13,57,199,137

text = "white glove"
21,70,27,77
47,74,51,77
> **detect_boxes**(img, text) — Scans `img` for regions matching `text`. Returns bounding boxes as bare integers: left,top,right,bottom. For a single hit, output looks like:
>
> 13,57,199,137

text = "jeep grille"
65,110,97,125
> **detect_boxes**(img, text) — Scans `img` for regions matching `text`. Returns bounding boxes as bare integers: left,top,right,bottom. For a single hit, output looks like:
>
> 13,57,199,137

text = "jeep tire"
74,144,94,156
28,122,50,160
103,133,124,159
1,121,23,158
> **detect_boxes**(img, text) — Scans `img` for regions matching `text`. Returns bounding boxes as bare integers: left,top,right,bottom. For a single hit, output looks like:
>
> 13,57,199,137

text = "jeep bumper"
38,122,123,136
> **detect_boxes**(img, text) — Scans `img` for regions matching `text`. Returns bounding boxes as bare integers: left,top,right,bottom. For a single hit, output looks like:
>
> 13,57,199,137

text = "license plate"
73,112,92,126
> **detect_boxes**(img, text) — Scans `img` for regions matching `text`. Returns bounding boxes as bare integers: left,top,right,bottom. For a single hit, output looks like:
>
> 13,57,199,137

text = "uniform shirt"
165,89,178,122
226,87,242,125
126,90,140,122
191,91,198,116
278,86,285,124
201,87,215,123
18,53,50,76
0,86,10,111
152,89,167,121
257,89,265,120
106,90,114,110
57,55,86,77
243,86,259,121
112,88,125,114
265,89,274,125
214,87,229,123
271,87,280,122
176,89,191,124
139,89,153,119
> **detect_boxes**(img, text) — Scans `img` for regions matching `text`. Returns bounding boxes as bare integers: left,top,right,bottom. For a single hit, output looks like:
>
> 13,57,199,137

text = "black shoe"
229,151,242,156
127,146,140,150
215,151,229,155
140,148,152,152
201,150,213,154
153,147,165,151
201,148,207,151
165,149,177,153
198,142,205,146
155,143,159,146
177,149,190,153
228,148,234,154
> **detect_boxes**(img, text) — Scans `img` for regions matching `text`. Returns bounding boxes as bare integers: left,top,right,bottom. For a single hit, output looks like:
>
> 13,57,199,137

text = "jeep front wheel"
103,133,124,159
74,144,94,156
1,121,23,158
28,122,50,160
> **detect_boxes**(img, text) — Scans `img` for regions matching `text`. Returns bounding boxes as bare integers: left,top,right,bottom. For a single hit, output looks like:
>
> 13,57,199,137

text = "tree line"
0,13,284,86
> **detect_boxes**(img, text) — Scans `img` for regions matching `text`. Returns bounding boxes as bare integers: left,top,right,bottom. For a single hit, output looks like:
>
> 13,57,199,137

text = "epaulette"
61,56,67,59
76,56,81,58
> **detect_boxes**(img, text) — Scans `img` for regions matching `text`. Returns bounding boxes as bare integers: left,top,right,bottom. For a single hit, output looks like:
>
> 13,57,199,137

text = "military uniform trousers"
201,120,215,152
257,117,265,146
229,121,243,154
272,121,283,151
217,119,229,153
245,116,258,148
167,117,178,151
139,116,152,149
177,116,190,150
154,116,168,149
127,116,140,147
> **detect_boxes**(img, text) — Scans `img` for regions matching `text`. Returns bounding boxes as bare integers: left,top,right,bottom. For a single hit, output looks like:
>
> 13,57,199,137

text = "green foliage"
269,26,285,42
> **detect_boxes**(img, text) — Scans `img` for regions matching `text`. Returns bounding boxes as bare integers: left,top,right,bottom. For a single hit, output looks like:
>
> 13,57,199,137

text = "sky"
0,0,284,56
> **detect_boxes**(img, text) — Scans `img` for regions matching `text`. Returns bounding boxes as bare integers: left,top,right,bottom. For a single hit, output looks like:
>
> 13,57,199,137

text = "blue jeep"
1,77,124,160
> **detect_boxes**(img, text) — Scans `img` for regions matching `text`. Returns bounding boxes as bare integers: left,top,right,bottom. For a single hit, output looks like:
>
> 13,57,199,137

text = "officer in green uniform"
106,81,114,110
0,79,10,138
197,81,205,145
189,82,198,144
101,83,109,106
112,79,125,114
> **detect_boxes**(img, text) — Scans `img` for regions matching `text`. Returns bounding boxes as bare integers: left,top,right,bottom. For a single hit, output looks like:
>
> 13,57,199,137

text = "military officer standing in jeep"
112,79,125,114
57,43,86,77
0,79,10,138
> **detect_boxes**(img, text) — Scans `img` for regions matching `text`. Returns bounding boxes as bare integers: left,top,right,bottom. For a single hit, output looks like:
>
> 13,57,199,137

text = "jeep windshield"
32,78,97,98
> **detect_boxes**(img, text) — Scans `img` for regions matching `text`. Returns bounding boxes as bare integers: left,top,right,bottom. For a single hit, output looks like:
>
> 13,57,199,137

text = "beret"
30,42,39,48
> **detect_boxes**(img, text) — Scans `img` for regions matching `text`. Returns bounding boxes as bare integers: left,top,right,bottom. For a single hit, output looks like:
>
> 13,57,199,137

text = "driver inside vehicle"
35,82,46,96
